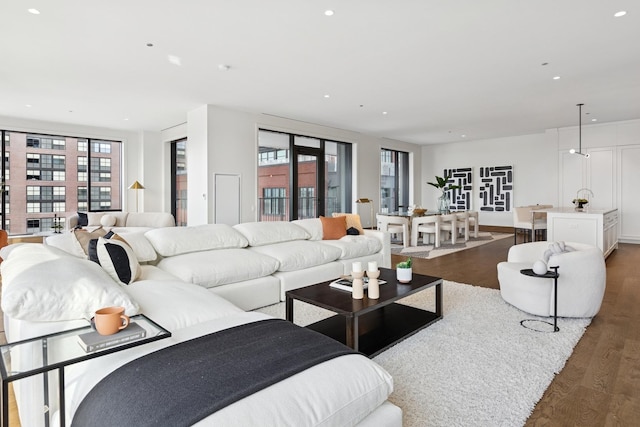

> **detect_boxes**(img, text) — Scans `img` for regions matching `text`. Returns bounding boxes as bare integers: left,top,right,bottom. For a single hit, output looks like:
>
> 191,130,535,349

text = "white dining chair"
438,213,457,245
467,211,479,238
377,214,410,248
455,211,470,241
411,215,441,248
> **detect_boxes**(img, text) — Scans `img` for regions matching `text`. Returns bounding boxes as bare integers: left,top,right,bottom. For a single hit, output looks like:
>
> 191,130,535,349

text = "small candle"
368,261,378,272
352,262,363,273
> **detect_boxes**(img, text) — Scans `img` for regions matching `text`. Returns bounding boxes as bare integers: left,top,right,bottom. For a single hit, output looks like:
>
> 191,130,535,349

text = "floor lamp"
356,198,375,229
129,180,144,212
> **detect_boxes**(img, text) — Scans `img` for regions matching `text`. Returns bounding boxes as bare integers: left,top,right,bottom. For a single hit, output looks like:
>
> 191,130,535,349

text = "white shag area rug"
256,281,590,427
391,232,513,260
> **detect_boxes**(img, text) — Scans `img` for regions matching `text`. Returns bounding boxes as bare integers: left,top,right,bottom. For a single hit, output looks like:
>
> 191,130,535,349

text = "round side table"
519,266,560,332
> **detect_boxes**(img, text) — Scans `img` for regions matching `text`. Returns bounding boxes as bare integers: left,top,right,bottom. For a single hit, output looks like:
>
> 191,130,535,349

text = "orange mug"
94,306,130,335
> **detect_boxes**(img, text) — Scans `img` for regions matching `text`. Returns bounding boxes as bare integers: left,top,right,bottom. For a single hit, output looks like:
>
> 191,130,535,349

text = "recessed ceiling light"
27,8,40,14
382,111,388,115
168,55,182,66
591,118,597,122
218,64,230,71
553,76,561,80
541,62,549,66
614,10,627,17
25,104,32,108
124,118,130,121
324,10,334,16
146,43,154,47
461,134,467,138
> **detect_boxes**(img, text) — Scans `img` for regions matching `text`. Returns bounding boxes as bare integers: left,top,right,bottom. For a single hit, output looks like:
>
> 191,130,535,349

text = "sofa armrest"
67,214,80,229
363,229,391,268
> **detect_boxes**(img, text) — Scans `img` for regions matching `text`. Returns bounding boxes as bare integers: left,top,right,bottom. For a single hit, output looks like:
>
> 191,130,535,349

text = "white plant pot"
396,267,412,283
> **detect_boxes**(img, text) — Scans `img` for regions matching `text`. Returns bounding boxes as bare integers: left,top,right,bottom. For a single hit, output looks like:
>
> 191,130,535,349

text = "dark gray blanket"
72,319,356,426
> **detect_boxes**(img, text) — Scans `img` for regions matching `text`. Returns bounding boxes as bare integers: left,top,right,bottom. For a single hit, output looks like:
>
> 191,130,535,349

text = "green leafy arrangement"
396,257,412,269
427,172,461,192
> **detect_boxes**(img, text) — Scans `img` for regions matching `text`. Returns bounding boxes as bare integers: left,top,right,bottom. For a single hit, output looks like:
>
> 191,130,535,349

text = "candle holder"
351,270,365,299
366,269,380,299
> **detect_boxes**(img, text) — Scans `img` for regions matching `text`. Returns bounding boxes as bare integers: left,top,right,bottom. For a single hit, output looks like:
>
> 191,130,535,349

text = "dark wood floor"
392,239,640,426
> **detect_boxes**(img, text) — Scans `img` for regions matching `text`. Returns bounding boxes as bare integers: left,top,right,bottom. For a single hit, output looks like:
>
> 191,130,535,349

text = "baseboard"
479,225,513,234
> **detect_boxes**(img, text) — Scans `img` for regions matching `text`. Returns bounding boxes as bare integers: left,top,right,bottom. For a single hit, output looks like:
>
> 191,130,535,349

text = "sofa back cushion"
292,218,323,241
233,221,310,247
145,224,249,257
126,212,176,228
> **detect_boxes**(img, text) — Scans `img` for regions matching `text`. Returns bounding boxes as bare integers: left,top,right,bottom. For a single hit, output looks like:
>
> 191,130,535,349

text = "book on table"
77,322,147,352
329,276,387,292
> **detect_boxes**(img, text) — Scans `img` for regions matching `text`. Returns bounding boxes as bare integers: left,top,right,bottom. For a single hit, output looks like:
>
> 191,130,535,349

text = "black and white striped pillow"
95,237,140,285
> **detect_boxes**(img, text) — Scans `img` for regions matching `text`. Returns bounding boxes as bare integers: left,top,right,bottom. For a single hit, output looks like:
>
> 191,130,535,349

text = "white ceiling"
1,1,639,145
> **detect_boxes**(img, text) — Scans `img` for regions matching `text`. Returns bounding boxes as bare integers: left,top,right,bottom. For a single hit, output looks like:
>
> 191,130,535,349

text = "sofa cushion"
95,237,141,285
319,235,383,259
0,244,139,321
156,248,279,288
331,213,364,235
249,240,342,272
145,224,248,257
320,216,347,240
292,218,324,241
233,221,310,246
125,212,175,228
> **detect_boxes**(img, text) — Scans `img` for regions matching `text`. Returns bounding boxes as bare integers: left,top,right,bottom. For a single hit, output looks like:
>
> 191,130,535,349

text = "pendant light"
569,103,590,158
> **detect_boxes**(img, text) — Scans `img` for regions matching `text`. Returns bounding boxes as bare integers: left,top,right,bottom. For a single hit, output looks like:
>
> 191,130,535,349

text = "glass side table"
519,266,560,333
0,314,171,427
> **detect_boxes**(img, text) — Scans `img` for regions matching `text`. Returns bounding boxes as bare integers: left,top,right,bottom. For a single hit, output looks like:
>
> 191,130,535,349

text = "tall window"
257,129,352,221
171,139,187,226
0,130,122,235
380,149,409,212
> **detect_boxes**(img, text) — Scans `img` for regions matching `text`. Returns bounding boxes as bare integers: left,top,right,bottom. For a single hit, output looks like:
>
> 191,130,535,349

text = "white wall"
421,133,558,227
170,105,423,227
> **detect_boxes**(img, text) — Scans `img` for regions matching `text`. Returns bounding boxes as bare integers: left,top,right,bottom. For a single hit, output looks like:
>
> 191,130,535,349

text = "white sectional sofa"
46,218,390,310
1,218,398,426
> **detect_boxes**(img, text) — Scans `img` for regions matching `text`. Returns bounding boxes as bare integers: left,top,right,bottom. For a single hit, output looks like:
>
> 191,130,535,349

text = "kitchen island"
543,207,618,258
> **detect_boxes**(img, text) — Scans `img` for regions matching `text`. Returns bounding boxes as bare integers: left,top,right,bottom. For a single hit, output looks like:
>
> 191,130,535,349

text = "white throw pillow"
233,221,310,247
0,244,139,321
87,212,104,226
96,237,141,285
145,224,249,257
100,214,117,227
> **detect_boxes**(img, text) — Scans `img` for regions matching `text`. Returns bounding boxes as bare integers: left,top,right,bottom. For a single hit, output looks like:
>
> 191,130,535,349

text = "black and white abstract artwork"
479,165,513,212
443,167,473,211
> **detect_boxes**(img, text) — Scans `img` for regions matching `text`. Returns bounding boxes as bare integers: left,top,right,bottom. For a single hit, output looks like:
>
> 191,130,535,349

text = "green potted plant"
572,198,589,211
427,172,461,214
396,257,412,283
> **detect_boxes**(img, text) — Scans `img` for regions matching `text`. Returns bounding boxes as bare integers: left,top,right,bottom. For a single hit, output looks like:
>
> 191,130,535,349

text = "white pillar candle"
368,261,378,272
352,262,363,273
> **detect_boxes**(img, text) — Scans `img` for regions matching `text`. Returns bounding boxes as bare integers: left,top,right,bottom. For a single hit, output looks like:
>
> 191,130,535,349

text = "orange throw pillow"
319,216,347,240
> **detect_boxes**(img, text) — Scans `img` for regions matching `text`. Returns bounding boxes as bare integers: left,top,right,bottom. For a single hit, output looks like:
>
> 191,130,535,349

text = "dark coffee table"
285,268,443,357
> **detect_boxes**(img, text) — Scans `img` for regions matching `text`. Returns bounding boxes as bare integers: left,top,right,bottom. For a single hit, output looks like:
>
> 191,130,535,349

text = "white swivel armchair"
497,241,606,318
377,214,410,248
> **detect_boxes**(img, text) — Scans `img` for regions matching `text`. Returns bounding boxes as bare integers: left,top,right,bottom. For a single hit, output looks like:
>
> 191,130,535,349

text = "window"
380,149,410,212
257,129,352,221
171,139,187,226
262,187,286,217
1,130,122,235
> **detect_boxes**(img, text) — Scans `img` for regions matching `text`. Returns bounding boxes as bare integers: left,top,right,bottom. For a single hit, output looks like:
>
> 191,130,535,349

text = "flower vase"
437,192,451,214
